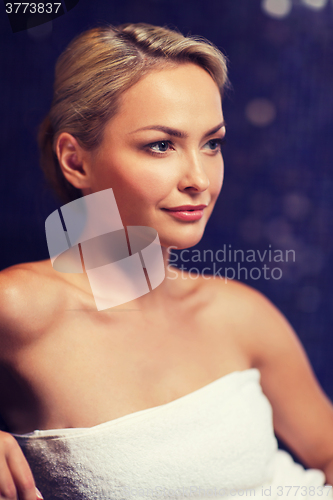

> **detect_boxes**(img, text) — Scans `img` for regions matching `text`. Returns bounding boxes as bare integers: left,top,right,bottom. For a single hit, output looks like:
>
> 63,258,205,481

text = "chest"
3,307,250,433
15,369,278,499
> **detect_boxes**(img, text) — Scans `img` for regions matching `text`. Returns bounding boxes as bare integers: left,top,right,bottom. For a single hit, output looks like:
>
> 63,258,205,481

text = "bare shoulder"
0,260,66,350
193,274,303,364
169,267,301,361
172,266,272,319
213,276,305,366
192,273,273,323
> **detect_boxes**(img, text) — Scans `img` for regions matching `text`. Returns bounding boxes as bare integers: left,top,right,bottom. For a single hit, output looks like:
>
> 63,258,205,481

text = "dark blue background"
1,0,333,461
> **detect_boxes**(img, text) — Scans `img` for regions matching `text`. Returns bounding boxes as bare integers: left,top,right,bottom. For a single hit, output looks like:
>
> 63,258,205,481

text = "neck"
55,234,181,312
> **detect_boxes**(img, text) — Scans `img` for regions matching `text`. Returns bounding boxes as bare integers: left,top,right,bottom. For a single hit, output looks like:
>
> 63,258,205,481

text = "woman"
0,22,332,500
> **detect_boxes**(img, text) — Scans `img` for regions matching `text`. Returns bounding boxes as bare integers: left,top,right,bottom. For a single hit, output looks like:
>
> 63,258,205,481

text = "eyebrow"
129,121,226,139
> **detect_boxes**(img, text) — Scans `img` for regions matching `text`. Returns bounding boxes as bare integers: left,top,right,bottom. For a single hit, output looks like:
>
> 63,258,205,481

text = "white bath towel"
13,369,331,500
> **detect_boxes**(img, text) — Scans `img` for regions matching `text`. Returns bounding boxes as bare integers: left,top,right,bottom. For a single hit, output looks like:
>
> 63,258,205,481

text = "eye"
204,137,226,152
147,140,174,155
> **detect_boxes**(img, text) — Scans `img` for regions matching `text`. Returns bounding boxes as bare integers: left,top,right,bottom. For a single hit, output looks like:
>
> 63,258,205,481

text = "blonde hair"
39,23,229,202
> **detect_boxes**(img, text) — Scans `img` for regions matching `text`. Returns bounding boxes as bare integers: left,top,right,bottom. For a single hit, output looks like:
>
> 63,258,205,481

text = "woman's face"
85,63,225,250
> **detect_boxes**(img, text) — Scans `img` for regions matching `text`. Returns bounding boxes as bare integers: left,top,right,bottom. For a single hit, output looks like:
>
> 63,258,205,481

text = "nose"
177,151,210,193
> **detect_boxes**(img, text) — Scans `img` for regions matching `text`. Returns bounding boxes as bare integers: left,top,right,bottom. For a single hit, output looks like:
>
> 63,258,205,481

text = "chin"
160,226,206,251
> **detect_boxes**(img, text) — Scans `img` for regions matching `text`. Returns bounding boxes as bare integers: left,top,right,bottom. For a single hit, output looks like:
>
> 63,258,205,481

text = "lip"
163,204,208,211
162,204,208,222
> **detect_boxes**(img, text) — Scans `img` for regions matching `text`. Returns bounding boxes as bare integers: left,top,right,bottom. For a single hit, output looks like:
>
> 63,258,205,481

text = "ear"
55,132,92,190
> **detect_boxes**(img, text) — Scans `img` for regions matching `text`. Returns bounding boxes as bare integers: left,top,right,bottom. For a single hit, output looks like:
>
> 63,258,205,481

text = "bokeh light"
262,0,292,18
282,192,311,221
245,98,277,127
301,0,328,9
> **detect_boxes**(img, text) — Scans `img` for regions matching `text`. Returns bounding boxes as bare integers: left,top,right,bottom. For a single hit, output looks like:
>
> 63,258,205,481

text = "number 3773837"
5,3,62,14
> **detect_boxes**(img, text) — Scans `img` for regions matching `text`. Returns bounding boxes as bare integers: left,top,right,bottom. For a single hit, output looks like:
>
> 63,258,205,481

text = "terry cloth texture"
13,369,331,500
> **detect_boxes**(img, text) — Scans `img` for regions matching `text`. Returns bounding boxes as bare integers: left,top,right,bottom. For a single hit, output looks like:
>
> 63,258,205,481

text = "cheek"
108,165,177,206
209,160,224,198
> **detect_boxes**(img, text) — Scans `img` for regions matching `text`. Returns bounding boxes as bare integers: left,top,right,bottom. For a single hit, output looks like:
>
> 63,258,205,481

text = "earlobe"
56,133,91,190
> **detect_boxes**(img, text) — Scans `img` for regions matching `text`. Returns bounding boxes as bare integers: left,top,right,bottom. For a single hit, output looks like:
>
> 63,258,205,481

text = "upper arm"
0,264,59,358
0,266,30,348
246,286,333,470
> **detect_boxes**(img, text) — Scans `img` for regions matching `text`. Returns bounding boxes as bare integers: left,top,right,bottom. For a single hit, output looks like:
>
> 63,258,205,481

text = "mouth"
162,204,208,222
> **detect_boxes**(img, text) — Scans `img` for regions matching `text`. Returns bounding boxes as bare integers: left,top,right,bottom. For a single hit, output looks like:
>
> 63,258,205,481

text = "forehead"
108,63,223,134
